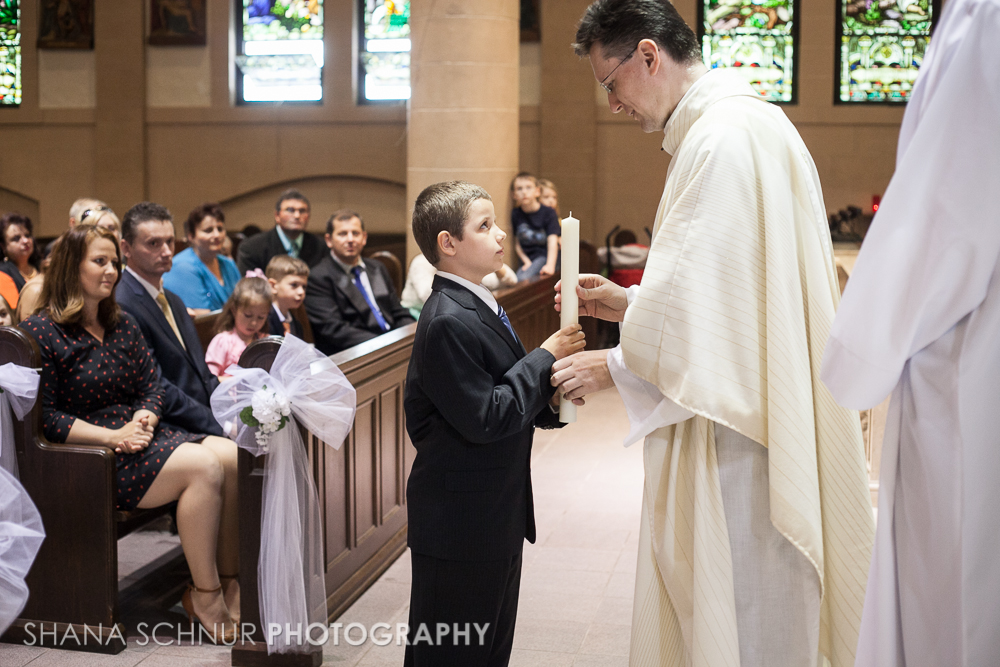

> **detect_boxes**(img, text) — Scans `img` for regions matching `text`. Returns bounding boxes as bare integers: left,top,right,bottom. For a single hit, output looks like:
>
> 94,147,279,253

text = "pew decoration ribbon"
0,363,40,479
211,335,356,654
0,363,45,635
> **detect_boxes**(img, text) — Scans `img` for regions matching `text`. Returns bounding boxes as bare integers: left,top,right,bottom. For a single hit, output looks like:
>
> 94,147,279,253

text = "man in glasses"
236,188,326,274
550,1,874,665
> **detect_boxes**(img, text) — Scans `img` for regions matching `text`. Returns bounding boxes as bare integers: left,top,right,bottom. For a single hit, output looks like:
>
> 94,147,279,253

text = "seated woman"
163,203,241,315
0,212,41,292
20,225,240,642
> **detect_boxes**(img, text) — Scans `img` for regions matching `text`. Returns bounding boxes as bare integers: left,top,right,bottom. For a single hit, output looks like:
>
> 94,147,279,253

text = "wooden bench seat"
0,326,173,654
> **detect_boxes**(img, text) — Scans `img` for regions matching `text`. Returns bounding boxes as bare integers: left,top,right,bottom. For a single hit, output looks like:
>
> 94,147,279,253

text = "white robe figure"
821,1,1000,665
611,69,875,667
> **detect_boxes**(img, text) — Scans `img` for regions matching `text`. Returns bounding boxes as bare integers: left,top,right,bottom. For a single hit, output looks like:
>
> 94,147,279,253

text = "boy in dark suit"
403,181,585,666
264,255,308,338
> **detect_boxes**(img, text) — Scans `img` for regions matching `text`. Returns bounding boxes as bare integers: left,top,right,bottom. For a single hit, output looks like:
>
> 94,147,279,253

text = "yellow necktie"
155,292,186,350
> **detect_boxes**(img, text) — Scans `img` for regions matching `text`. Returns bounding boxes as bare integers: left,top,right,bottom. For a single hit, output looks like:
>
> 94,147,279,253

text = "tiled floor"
0,387,642,667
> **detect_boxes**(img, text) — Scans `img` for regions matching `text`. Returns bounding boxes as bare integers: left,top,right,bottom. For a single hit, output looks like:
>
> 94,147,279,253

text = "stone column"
94,0,146,212
406,0,520,262
540,0,597,242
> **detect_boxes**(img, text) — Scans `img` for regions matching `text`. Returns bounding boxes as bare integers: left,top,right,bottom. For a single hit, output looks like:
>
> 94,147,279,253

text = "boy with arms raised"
404,181,584,666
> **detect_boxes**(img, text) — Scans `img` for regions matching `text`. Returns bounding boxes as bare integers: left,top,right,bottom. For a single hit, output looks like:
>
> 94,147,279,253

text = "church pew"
0,326,172,654
232,325,418,666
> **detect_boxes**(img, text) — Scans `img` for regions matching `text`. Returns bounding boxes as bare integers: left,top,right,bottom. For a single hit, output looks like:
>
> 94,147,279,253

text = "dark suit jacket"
267,306,304,338
116,270,223,436
235,227,326,275
404,276,561,561
304,255,415,355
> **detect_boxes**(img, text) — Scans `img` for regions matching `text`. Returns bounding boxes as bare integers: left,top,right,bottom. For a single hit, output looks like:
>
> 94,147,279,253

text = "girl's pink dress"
205,330,266,376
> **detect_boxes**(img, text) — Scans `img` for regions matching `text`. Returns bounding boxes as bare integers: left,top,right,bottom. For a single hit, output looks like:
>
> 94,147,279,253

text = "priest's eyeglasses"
599,46,638,95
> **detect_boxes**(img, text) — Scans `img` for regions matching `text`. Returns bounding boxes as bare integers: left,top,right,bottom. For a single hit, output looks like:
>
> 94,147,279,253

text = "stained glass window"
698,0,798,104
837,0,939,103
0,0,20,107
360,0,409,102
236,0,324,103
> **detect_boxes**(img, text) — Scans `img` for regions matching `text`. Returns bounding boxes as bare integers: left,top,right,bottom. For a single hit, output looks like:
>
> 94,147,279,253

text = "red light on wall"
872,194,881,213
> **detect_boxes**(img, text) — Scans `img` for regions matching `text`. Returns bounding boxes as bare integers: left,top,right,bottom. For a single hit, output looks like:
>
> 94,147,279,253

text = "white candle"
559,213,580,423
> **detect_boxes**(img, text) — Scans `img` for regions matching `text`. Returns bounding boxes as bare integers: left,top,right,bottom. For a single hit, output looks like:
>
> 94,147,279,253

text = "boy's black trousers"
403,549,523,667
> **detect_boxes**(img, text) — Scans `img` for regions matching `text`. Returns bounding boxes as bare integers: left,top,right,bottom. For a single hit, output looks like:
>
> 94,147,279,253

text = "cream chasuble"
620,70,874,667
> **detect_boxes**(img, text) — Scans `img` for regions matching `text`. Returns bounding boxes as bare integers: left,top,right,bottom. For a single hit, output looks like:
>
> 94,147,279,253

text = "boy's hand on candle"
541,324,586,361
550,349,615,402
555,274,628,322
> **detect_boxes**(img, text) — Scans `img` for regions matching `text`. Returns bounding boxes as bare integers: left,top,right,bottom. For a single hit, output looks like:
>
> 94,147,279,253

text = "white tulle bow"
211,334,356,654
0,362,40,479
0,362,44,634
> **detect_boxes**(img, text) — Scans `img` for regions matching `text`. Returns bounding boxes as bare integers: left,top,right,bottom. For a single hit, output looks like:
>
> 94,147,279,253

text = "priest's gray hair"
412,181,492,266
573,0,700,64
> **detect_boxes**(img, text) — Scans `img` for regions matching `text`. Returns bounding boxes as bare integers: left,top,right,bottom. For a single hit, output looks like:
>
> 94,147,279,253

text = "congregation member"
0,213,41,291
116,202,224,437
0,272,17,313
550,1,875,665
403,181,585,666
0,295,12,326
68,197,112,229
205,273,272,377
305,209,414,355
400,252,516,319
163,203,241,314
265,255,308,338
20,224,239,643
537,178,560,216
18,202,121,321
510,173,560,281
235,189,325,274
822,1,1000,665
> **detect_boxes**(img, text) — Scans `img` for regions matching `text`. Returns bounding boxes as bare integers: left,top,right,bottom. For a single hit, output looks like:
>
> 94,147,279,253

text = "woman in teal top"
163,203,241,314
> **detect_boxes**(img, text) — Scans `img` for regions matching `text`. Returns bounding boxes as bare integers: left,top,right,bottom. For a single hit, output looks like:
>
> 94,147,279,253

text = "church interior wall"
0,0,910,247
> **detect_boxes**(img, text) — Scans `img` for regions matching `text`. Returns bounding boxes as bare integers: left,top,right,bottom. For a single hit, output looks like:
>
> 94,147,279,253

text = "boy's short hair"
510,172,537,190
326,208,365,235
265,255,310,282
412,181,492,265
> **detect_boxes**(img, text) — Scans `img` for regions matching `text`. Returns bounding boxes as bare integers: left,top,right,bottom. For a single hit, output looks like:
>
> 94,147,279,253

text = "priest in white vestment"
551,2,875,665
821,1,1000,665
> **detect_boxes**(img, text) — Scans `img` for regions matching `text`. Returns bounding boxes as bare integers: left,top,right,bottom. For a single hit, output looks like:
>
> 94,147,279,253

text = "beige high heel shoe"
219,574,241,625
181,583,238,644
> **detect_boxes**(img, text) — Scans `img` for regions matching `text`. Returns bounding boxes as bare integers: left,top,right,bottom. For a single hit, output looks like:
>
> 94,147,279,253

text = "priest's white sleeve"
609,285,694,446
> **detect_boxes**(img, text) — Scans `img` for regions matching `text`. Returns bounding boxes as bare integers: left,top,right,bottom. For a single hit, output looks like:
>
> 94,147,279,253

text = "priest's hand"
550,349,616,404
555,274,628,322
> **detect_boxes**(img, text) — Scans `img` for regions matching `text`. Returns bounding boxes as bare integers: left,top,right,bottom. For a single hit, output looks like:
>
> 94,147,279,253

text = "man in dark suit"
116,202,223,437
235,189,326,274
304,209,414,355
402,181,584,666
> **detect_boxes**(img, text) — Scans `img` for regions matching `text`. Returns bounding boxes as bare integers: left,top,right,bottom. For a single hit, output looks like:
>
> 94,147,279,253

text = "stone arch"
217,175,407,236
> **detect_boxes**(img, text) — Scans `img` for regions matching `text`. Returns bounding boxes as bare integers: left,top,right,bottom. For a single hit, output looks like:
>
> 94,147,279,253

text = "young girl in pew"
0,295,13,326
205,271,272,377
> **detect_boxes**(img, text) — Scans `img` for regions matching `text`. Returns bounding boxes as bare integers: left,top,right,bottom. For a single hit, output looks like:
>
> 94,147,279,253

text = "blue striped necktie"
497,304,518,343
351,266,390,332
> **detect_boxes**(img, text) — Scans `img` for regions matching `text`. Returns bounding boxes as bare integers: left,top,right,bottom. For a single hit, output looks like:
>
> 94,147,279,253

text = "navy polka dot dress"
21,312,200,511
